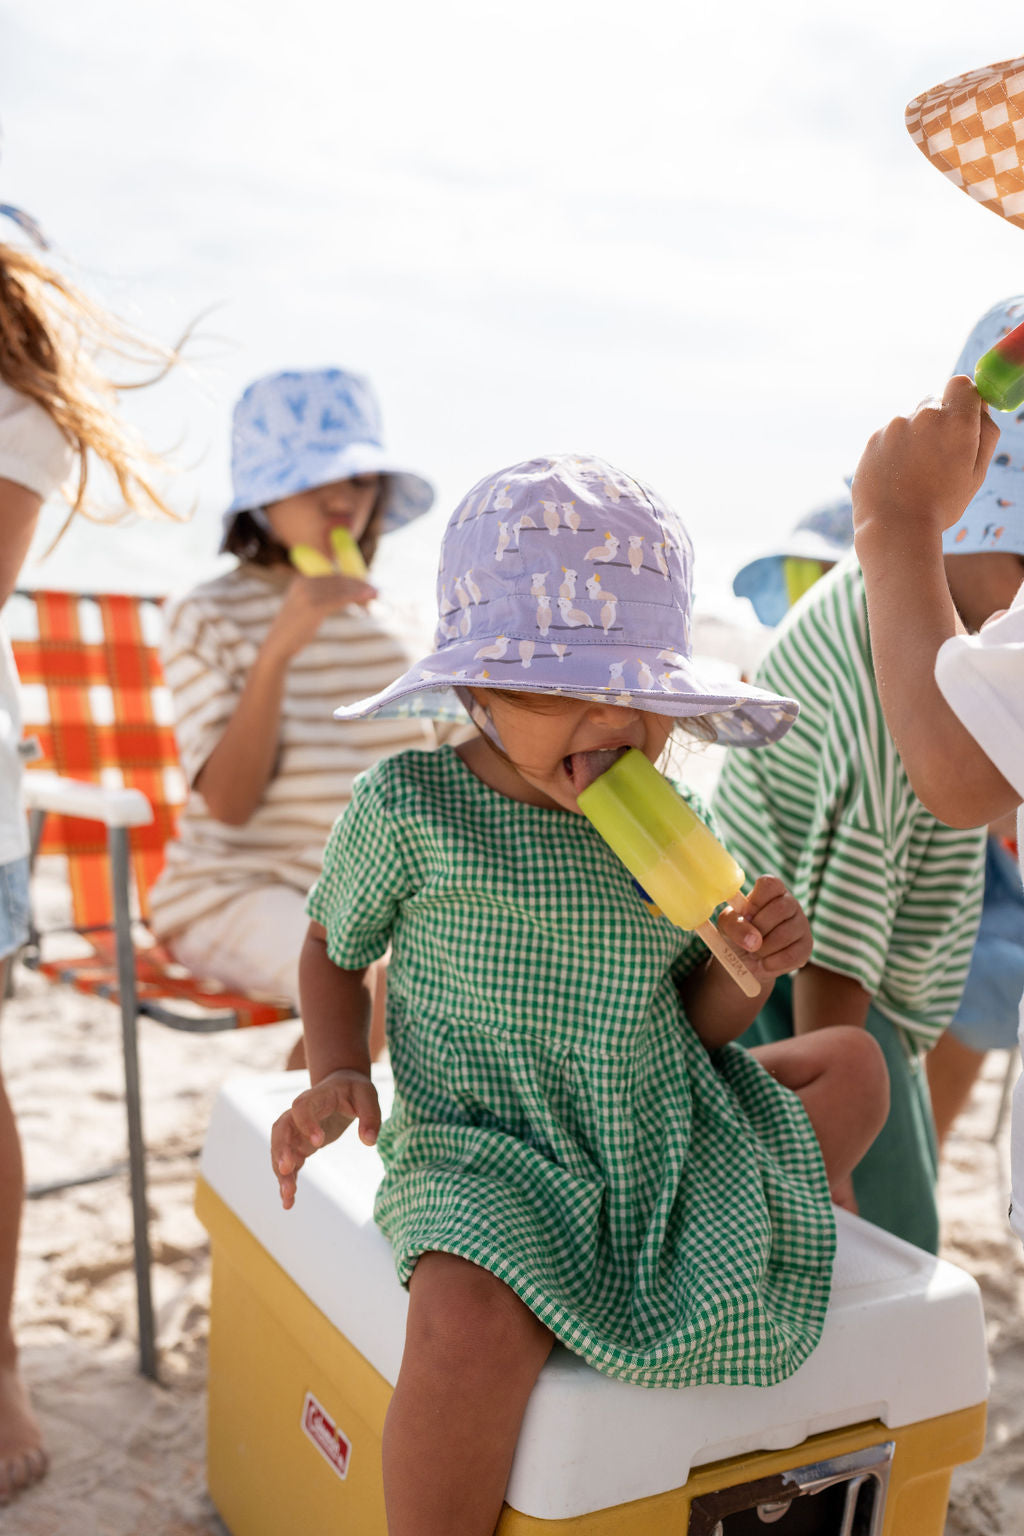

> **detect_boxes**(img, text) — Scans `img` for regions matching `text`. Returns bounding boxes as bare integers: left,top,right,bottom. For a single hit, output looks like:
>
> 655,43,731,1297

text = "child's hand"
852,374,1000,547
716,875,811,981
270,1069,381,1210
267,572,377,661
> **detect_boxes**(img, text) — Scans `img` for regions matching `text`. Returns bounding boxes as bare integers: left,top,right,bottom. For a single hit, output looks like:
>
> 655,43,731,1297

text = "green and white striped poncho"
308,745,836,1390
712,552,986,1051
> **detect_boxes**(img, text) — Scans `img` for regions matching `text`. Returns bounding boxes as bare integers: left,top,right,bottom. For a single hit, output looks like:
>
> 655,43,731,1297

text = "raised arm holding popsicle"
270,454,888,1536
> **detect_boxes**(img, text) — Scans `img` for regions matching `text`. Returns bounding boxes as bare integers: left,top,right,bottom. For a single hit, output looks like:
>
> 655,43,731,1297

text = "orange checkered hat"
906,57,1024,229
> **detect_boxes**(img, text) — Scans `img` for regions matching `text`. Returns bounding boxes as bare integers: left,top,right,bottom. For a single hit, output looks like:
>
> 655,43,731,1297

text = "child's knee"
827,1026,890,1125
406,1253,550,1378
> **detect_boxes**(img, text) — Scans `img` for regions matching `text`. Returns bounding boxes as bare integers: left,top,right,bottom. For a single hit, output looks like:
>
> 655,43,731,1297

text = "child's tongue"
567,746,629,797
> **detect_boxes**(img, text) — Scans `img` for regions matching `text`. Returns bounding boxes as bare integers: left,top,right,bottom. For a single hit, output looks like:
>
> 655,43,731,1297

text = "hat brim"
733,535,846,627
334,638,799,748
220,444,434,549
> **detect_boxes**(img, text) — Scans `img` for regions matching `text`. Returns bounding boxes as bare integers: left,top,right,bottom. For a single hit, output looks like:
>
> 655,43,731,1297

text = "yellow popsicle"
577,748,760,997
329,525,369,579
290,543,336,576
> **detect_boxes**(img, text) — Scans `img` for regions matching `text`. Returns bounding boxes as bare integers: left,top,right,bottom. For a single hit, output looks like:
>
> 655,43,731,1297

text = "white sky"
2,0,1023,616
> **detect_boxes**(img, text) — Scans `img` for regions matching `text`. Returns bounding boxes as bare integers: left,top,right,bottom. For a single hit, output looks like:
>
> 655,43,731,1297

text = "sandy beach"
5,719,1024,1536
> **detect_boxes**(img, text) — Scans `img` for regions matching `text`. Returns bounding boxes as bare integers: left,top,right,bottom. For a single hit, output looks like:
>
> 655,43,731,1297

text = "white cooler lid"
200,1068,988,1522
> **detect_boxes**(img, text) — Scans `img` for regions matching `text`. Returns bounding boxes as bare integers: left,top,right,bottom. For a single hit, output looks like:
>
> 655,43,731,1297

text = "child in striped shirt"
711,313,1024,1253
852,342,1024,1243
149,369,442,1063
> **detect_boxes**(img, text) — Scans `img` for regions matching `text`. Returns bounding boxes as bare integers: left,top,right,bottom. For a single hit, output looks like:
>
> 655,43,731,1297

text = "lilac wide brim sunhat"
220,367,434,544
944,296,1024,557
334,454,800,749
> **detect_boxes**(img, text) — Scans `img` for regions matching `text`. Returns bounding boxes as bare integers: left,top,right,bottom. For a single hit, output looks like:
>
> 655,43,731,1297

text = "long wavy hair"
0,240,181,531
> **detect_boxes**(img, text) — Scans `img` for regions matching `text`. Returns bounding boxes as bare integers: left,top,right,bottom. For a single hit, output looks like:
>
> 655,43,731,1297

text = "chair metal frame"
11,588,295,1380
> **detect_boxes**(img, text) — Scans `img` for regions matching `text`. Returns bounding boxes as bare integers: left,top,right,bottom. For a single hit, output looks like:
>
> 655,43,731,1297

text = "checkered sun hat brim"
906,57,1024,230
334,453,800,749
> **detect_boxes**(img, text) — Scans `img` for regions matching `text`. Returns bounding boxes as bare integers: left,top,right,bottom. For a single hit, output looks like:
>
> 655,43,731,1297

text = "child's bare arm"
679,876,811,1050
271,922,381,1208
853,376,1017,826
791,962,871,1035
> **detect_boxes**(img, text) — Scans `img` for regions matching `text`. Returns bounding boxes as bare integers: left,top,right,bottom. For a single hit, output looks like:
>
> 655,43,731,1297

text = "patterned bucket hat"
220,367,434,544
333,454,800,748
733,494,853,627
944,296,1024,556
906,57,1024,231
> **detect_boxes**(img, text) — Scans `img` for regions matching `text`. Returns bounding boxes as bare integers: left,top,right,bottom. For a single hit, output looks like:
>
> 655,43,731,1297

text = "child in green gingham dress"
272,454,889,1536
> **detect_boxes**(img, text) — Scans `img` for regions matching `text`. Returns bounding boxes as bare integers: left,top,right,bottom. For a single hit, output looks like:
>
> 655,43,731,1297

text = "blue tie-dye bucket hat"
944,296,1024,556
333,453,800,748
220,367,434,545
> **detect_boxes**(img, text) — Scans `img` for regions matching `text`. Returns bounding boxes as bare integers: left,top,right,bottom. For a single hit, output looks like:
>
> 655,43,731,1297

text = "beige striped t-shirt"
148,563,438,940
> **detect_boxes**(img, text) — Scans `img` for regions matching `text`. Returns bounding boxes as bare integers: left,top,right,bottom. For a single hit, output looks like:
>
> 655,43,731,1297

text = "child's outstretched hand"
271,1068,381,1210
852,374,1000,546
716,875,811,983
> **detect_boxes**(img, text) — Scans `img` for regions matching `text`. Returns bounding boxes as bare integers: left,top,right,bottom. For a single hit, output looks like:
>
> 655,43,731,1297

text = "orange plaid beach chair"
9,588,295,1379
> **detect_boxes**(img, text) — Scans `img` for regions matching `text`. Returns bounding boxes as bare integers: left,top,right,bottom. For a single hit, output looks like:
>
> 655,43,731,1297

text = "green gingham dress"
307,746,836,1389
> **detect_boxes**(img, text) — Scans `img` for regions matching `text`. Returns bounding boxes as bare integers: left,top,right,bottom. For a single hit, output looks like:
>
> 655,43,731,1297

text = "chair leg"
990,1049,1022,1146
109,827,158,1381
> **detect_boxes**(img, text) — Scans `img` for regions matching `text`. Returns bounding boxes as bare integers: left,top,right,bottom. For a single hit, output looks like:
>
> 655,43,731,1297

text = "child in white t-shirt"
852,350,1024,1238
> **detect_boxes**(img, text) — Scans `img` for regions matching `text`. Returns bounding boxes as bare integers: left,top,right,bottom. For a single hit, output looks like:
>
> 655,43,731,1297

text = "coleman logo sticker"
301,1390,351,1480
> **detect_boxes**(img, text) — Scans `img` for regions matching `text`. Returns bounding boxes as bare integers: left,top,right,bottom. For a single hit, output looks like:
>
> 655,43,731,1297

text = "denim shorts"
950,837,1024,1053
0,855,30,962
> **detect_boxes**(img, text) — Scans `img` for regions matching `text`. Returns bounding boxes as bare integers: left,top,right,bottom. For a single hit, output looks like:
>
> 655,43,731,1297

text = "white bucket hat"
220,367,434,547
333,453,800,748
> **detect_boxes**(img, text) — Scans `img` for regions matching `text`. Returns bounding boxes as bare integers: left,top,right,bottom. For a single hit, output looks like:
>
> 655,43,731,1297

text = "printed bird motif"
585,573,603,599
494,523,511,563
464,569,483,604
437,617,460,640
607,660,627,688
518,640,535,668
494,484,514,510
454,576,472,611
559,567,578,602
599,591,618,633
514,512,536,545
531,574,553,637
585,532,619,563
476,490,490,517
439,588,456,616
542,500,562,536
558,596,594,628
628,536,645,575
654,541,670,578
459,608,472,637
475,636,510,661
600,477,622,502
637,658,655,690
562,501,581,532
552,643,568,662
658,670,679,691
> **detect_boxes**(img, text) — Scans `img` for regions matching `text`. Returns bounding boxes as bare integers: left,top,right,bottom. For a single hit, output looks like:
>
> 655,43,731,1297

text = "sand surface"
4,845,1024,1535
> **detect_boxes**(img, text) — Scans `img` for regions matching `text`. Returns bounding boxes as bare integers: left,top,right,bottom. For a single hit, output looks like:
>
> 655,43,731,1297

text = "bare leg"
383,1252,553,1536
753,1026,890,1207
925,1030,987,1152
0,959,47,1504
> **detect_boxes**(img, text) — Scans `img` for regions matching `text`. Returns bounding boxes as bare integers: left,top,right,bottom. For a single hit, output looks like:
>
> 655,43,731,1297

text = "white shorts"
168,886,310,1009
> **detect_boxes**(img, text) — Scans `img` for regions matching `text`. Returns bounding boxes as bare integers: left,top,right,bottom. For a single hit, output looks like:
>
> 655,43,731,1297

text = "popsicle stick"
694,918,761,998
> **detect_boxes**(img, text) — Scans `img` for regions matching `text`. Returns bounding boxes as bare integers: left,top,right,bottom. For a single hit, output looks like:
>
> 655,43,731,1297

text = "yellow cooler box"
196,1069,988,1535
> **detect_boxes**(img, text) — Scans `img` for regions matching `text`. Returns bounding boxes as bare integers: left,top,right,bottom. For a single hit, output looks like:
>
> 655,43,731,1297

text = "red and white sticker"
301,1390,351,1481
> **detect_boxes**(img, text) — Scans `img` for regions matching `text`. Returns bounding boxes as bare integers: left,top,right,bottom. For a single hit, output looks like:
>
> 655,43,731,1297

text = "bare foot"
0,1362,48,1505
